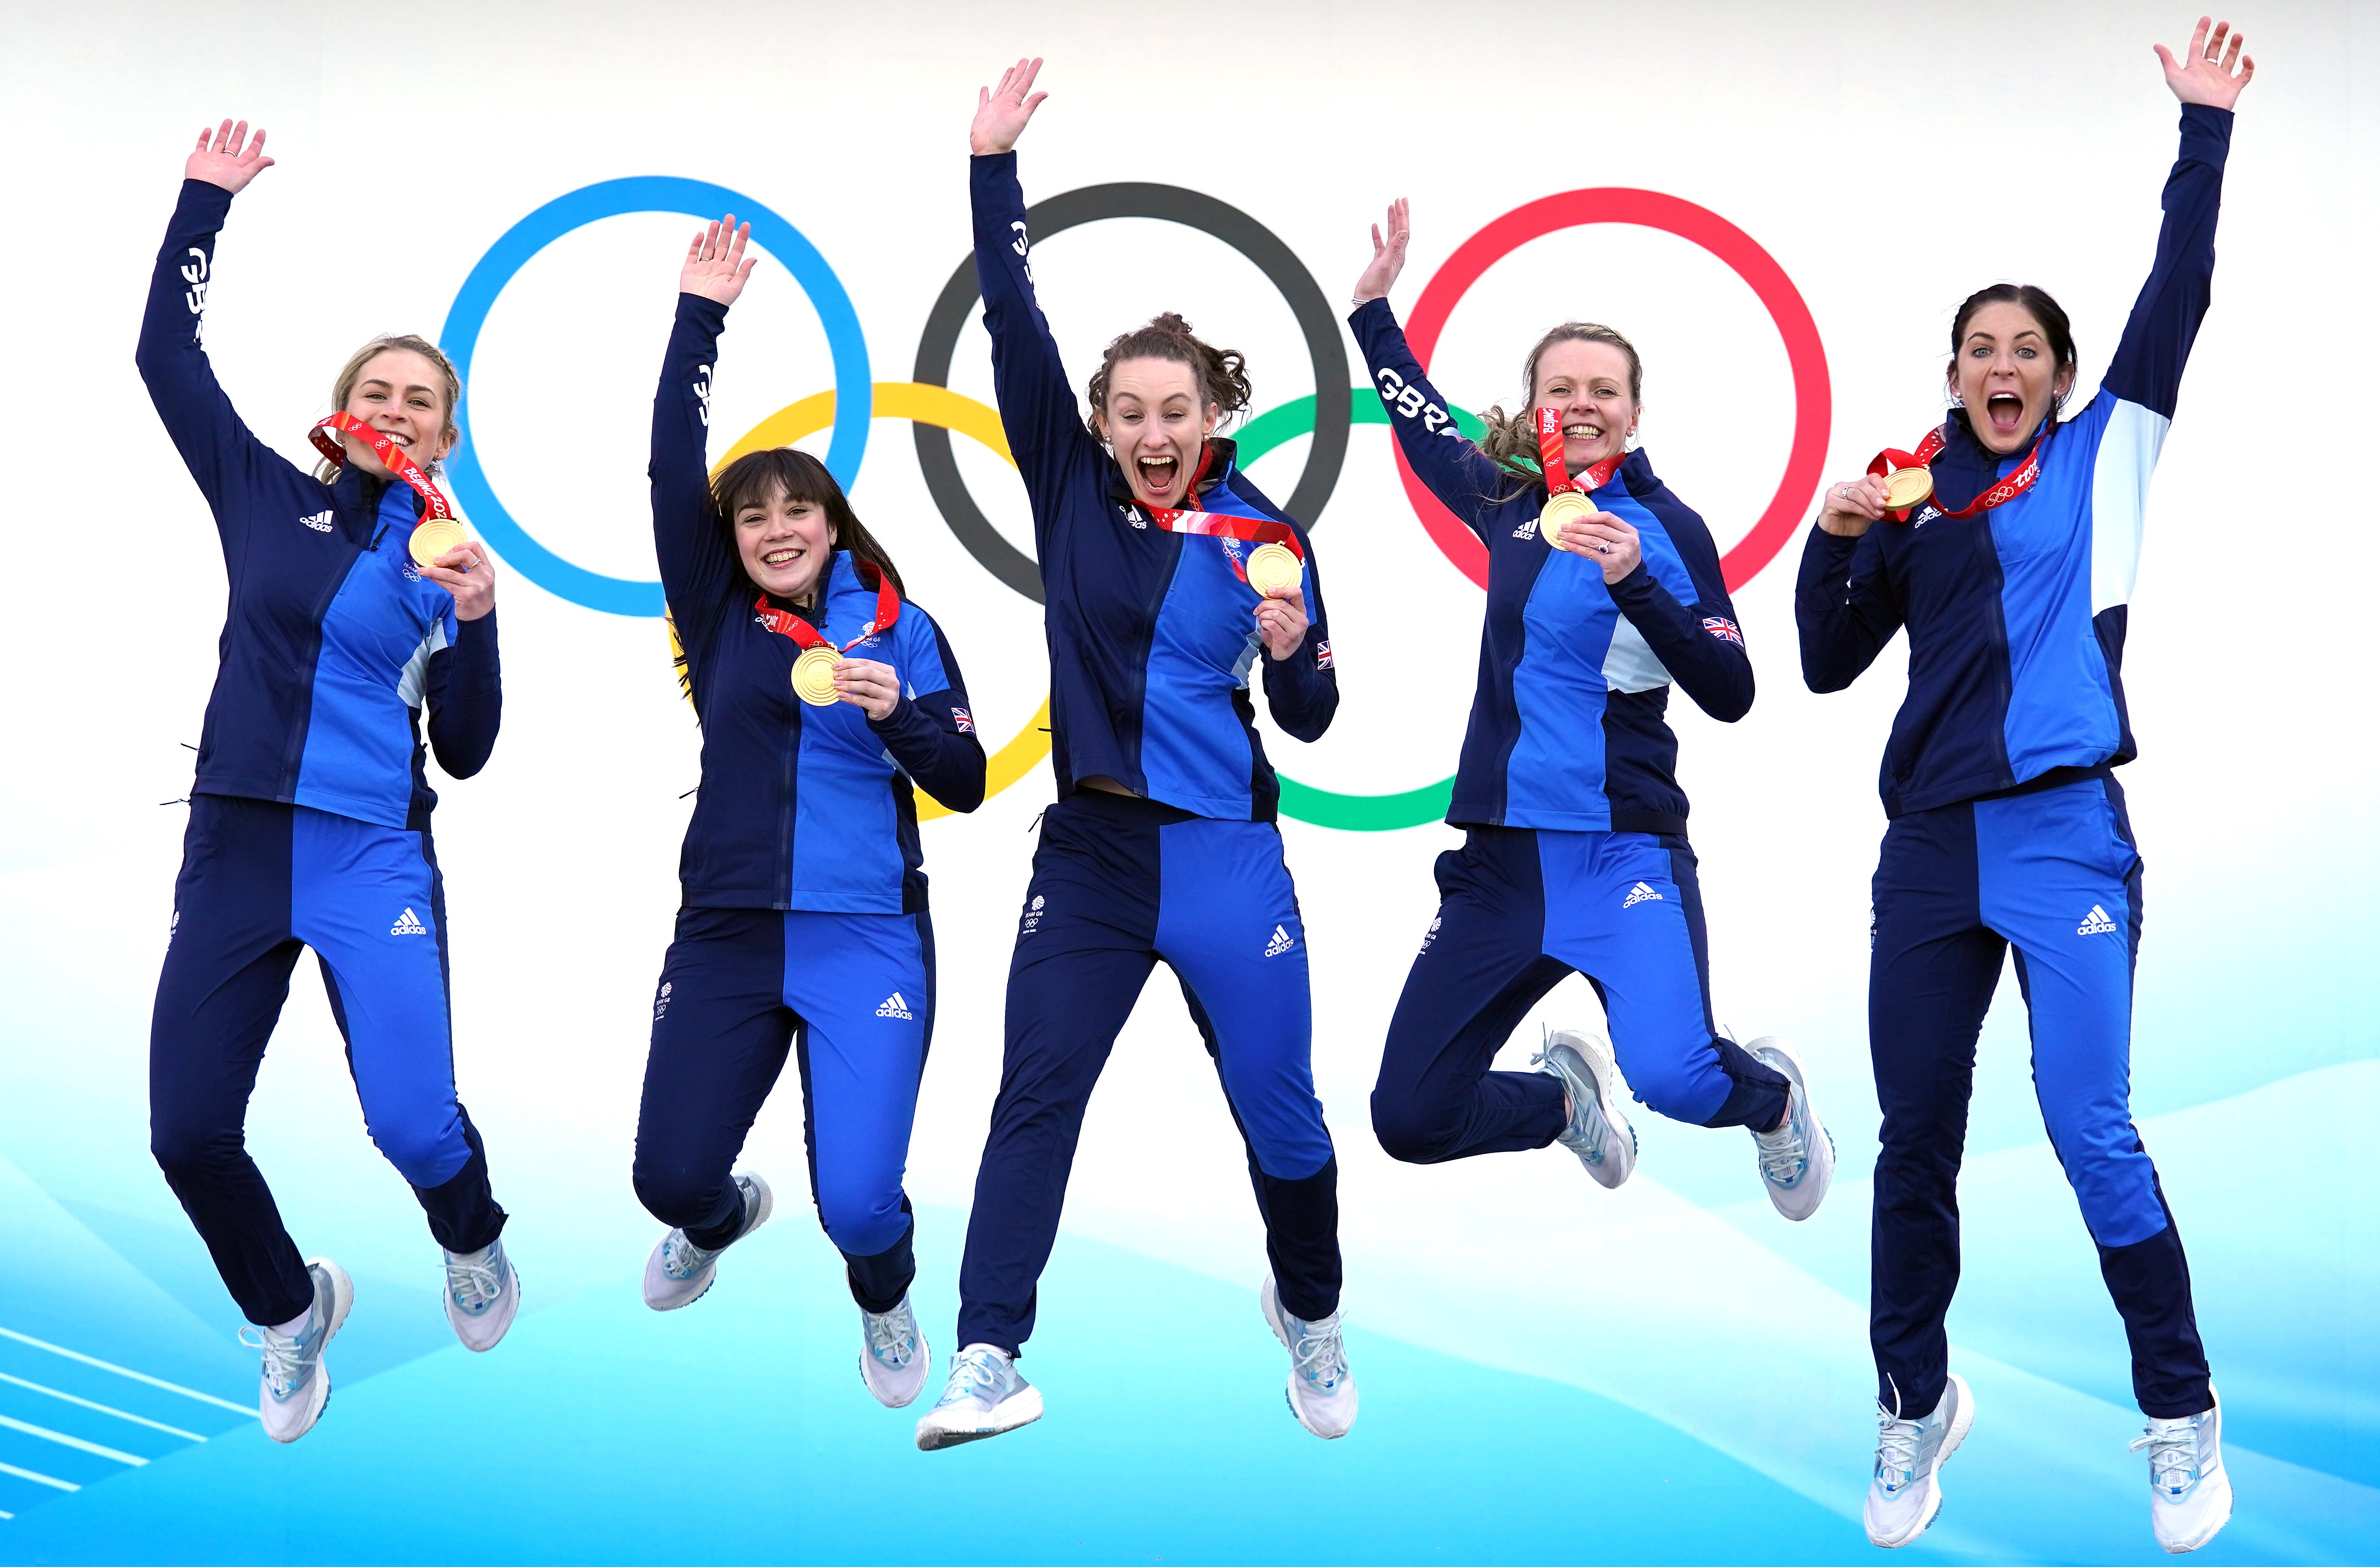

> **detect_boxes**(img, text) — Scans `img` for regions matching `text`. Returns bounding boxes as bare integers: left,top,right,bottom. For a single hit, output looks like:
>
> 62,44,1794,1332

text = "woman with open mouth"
633,216,986,1416
916,56,1351,1450
1797,16,2253,1554
1343,206,1830,1242
139,120,520,1444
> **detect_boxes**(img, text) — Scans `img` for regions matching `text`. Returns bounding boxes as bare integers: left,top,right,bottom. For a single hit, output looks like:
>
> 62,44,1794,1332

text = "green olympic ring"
1237,393,1485,833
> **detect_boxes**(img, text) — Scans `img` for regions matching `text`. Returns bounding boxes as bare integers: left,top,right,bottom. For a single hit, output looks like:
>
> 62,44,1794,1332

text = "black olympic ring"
911,183,1352,604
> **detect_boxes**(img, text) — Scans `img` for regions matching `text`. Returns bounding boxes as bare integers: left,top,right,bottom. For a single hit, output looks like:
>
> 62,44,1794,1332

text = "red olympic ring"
1396,189,1831,592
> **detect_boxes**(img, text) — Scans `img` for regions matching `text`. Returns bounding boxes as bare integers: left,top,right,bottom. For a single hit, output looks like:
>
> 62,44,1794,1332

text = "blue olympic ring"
439,178,872,617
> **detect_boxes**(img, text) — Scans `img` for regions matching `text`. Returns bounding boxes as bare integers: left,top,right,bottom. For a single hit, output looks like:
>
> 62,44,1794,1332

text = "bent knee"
369,1120,468,1191
816,1181,907,1258
1370,1092,1457,1165
150,1119,236,1180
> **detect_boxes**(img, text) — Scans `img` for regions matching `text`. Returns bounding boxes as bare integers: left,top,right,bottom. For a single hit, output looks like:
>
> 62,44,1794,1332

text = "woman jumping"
139,120,519,1443
1797,17,2253,1552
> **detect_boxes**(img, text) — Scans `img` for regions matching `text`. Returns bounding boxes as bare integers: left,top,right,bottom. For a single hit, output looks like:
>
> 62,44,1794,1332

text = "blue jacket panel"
1796,106,2230,817
972,152,1338,821
652,295,985,914
137,180,501,832
1351,300,1753,834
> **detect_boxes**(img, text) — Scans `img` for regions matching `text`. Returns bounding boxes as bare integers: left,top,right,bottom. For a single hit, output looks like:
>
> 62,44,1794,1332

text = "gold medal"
1540,489,1594,549
1882,466,1935,511
1245,542,1303,596
790,645,841,707
408,519,469,569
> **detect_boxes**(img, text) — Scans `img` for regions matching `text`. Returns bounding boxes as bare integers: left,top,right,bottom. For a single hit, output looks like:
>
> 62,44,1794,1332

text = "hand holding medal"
309,411,496,618
755,566,904,710
1253,583,1310,661
1534,406,1632,578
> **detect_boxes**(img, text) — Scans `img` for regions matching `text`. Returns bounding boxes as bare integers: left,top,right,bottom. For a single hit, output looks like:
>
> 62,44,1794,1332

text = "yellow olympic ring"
692,380,1052,822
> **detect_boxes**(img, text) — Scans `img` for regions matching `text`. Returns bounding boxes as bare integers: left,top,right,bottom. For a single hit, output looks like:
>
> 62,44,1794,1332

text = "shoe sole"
1549,1034,1635,1188
643,1174,775,1312
1868,1373,1974,1548
1748,1036,1834,1221
270,1258,354,1444
915,1386,1043,1451
448,1256,521,1352
1259,1276,1357,1440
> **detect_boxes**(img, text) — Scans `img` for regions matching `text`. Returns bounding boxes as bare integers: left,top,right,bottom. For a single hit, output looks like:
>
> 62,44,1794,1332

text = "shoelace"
447,1250,503,1312
865,1307,916,1367
239,1323,308,1400
2130,1419,2201,1494
1754,1096,1808,1184
663,1233,719,1280
1291,1314,1350,1392
941,1348,1008,1408
1874,1410,1925,1489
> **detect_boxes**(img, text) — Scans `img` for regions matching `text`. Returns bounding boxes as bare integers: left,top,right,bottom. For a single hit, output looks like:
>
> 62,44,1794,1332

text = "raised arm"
969,58,1094,520
2104,17,2250,415
1347,202,1511,543
135,120,285,529
651,217,756,649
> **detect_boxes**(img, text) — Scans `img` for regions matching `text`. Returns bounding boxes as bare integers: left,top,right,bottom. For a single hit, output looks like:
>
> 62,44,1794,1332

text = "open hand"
834,657,902,720
1556,513,1642,584
419,544,496,621
1352,198,1411,305
1817,475,1891,537
681,215,756,306
1255,584,1310,661
186,119,274,194
972,58,1048,155
2156,17,2255,109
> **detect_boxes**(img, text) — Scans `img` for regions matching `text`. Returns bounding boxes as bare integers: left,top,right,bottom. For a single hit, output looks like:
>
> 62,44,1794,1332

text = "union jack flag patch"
1701,617,1744,646
1315,640,1334,670
951,707,975,733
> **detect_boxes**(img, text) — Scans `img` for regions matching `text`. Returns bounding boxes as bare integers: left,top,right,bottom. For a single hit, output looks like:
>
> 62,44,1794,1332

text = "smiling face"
1950,302,2074,455
1534,340,1639,472
339,348,456,479
1097,356,1217,509
734,482,838,602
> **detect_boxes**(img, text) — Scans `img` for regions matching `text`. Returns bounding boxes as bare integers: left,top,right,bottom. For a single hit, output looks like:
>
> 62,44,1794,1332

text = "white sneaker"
1747,1036,1834,1221
1533,1030,1635,1188
915,1343,1043,1450
643,1172,773,1311
859,1293,931,1409
242,1258,353,1445
443,1237,520,1351
1865,1372,1974,1547
2134,1389,2232,1553
1259,1274,1357,1439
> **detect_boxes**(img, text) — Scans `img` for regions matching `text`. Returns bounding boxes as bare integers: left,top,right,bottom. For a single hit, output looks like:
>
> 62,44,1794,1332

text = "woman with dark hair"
1798,17,2253,1553
1345,211,1832,1232
916,57,1350,1450
139,120,519,1444
636,217,985,1414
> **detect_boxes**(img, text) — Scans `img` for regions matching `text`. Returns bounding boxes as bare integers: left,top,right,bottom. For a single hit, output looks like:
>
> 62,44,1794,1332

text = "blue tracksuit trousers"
148,794,504,1327
1373,826,1789,1163
957,791,1341,1356
633,906,934,1313
1870,775,2211,1419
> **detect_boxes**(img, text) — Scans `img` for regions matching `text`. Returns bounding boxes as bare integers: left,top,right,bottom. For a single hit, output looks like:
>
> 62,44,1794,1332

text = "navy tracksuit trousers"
1870,776,2210,1420
1373,826,1789,1163
632,906,935,1313
149,794,505,1327
957,791,1341,1356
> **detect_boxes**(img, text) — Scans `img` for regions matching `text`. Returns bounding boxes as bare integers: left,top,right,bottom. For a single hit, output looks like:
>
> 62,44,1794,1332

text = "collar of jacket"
1105,436,1241,511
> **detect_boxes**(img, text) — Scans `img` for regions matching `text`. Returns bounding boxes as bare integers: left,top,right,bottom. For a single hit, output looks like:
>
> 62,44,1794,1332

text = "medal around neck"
1868,423,2048,523
1245,542,1303,596
1533,406,1621,552
1881,465,1935,511
310,413,474,569
790,645,842,706
407,518,468,569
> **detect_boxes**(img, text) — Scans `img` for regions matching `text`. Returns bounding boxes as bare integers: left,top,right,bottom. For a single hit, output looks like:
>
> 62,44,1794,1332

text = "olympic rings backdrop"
4,4,2377,1565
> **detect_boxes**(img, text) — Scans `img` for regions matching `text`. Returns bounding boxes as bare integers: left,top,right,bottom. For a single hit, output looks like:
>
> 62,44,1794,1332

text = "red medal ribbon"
1138,445,1306,567
752,563,902,656
1535,406,1624,502
1867,421,2052,524
310,412,460,531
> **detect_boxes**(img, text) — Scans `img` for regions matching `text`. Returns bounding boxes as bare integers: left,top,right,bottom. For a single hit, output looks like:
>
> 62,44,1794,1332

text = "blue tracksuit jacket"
137,180,500,830
653,295,985,914
1349,301,1752,834
1796,106,2231,815
972,152,1338,820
